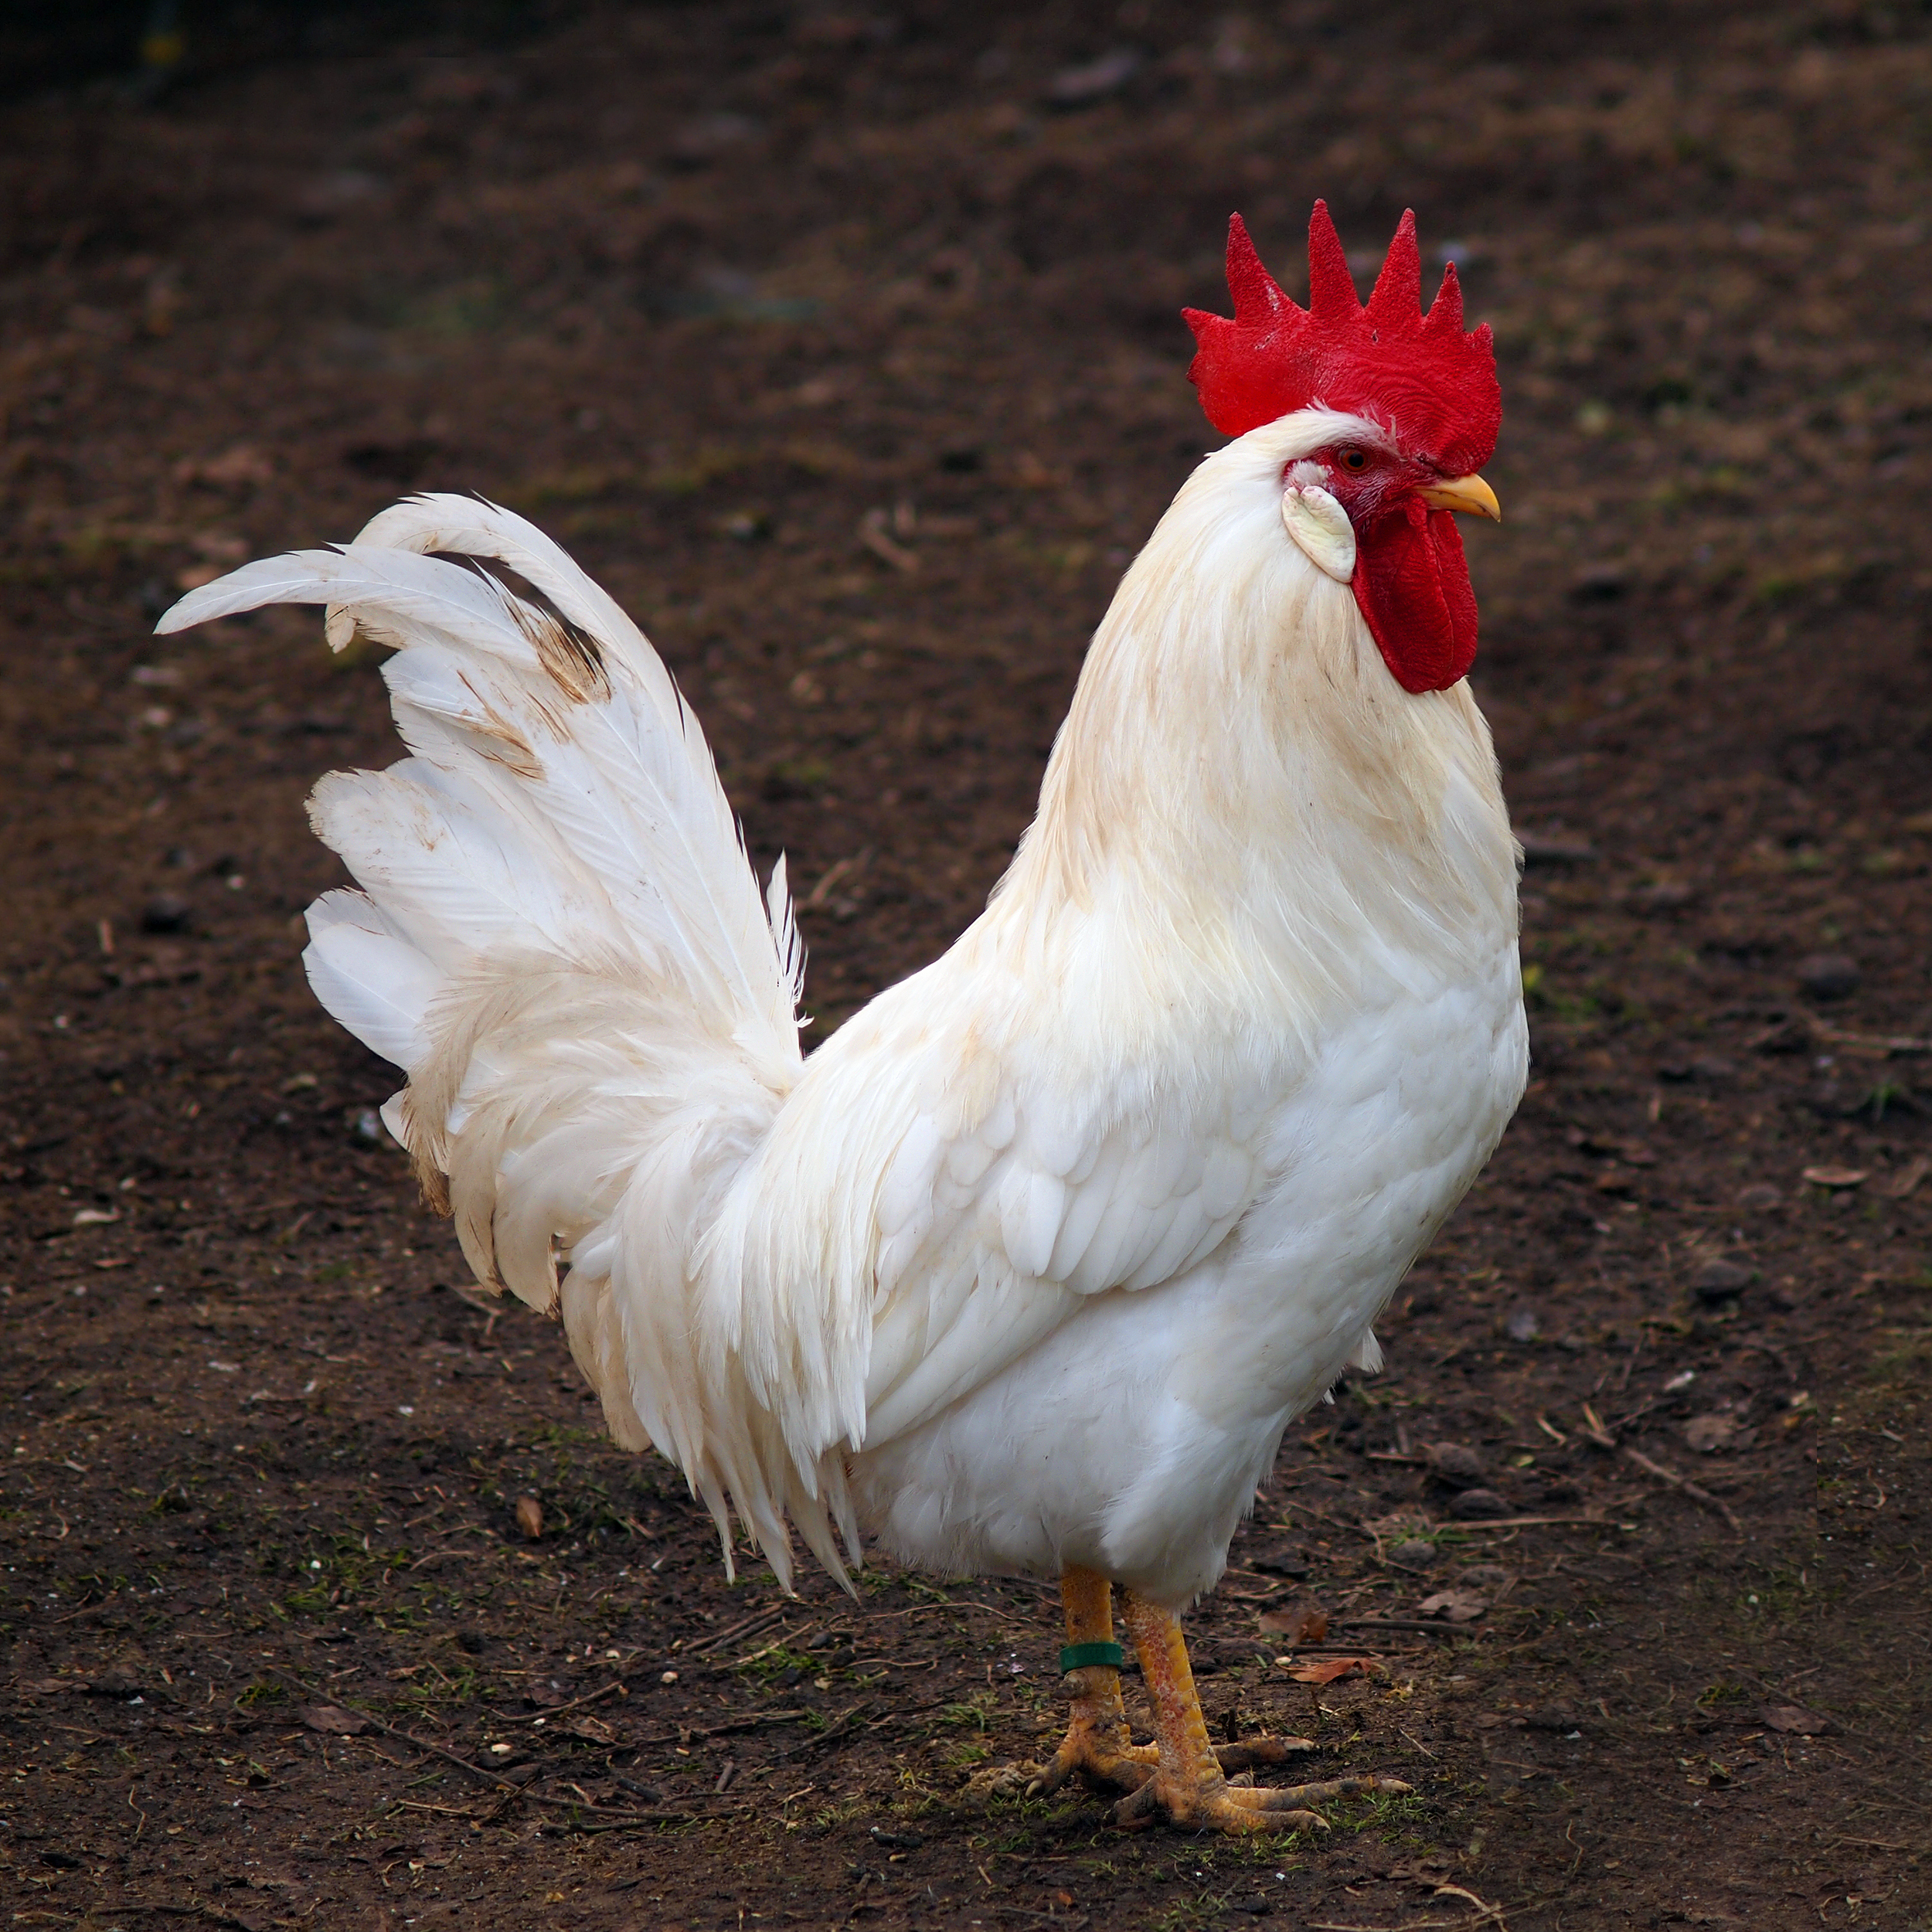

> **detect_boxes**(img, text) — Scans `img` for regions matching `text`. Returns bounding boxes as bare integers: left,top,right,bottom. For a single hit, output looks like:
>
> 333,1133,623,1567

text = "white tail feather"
157,495,846,1589
303,889,439,1068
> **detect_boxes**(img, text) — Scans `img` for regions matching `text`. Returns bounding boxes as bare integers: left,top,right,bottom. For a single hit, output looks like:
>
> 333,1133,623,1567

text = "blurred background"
0,5,1927,1927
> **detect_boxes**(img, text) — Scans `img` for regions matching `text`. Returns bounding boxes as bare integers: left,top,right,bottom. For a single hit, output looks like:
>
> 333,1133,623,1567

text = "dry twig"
1621,1446,1743,1537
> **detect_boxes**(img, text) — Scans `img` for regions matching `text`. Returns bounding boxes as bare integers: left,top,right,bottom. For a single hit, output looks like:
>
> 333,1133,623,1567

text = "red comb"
1184,203,1500,475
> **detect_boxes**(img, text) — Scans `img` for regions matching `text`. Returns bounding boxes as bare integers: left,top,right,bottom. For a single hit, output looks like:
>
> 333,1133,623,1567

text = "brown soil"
2,5,1928,1927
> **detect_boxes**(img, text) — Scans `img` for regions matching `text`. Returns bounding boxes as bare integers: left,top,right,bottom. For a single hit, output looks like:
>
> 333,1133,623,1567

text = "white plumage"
158,406,1526,1614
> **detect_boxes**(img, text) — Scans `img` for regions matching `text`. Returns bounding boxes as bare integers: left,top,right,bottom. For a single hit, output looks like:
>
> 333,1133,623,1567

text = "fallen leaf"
563,1715,616,1744
1285,1656,1379,1685
300,1704,368,1735
1459,1563,1517,1590
515,1495,544,1539
1801,1165,1867,1189
1417,1590,1488,1624
1884,1156,1929,1199
175,444,273,488
1684,1413,1740,1453
1759,1703,1832,1735
1257,1604,1329,1645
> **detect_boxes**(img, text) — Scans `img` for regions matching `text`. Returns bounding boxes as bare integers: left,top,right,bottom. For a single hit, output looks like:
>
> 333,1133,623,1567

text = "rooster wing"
723,982,1277,1456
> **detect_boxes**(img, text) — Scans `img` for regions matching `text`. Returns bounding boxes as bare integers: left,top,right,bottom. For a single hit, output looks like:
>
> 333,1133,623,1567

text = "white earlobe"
1281,485,1356,583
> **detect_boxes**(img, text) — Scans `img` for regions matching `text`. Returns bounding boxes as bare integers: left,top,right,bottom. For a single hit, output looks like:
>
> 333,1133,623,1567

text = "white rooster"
161,203,1522,1832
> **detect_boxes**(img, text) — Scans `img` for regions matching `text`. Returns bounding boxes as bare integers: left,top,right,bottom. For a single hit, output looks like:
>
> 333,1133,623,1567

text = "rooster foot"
1115,1767,1411,1835
1115,1589,1411,1834
1030,1573,1340,1821
1027,1727,1315,1801
1028,1566,1158,1798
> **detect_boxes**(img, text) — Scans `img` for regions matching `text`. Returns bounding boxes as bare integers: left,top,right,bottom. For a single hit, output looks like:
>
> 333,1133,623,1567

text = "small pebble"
1046,47,1142,106
1691,1259,1753,1304
1796,953,1860,1001
1250,1549,1311,1578
141,893,192,934
1389,1539,1437,1570
1291,1475,1361,1515
1448,1488,1511,1521
1505,1305,1543,1342
1427,1442,1488,1485
1661,1051,1735,1082
1569,563,1628,602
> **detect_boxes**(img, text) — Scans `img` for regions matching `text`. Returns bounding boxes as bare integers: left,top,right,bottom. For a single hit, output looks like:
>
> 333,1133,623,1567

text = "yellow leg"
1114,1593,1409,1834
1026,1567,1158,1798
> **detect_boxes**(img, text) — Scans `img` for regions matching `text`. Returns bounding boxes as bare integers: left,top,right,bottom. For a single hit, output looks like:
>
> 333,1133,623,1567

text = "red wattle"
1349,498,1478,694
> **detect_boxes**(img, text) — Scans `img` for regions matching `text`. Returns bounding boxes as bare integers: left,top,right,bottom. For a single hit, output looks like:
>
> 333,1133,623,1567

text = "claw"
1026,1731,1155,1800
1212,1736,1315,1775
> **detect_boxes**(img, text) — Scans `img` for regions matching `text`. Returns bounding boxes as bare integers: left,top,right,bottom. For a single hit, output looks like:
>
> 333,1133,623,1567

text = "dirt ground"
1,3,1928,1927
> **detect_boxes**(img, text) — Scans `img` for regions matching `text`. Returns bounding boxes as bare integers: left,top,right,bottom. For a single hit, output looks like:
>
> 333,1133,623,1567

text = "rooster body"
753,416,1522,1604
164,205,1523,1832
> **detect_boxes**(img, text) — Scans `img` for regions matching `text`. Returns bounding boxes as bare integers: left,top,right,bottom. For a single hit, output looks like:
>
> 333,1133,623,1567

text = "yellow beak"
1417,473,1502,522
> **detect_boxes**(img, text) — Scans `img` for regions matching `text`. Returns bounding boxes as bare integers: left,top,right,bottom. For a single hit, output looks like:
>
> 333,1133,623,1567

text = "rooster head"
1183,204,1502,695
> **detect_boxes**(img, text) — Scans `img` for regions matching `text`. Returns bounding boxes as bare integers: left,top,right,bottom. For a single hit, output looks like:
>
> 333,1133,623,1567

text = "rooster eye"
1336,447,1369,472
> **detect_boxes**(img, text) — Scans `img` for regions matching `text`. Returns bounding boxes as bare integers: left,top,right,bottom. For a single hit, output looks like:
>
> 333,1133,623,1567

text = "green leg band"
1060,1640,1126,1674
